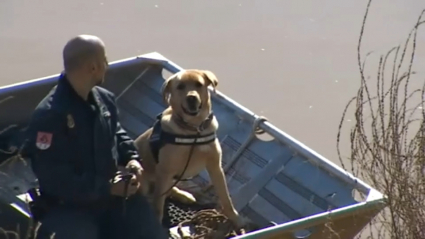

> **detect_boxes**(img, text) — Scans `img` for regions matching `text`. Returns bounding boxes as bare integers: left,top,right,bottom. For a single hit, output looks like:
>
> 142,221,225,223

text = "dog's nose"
186,95,197,105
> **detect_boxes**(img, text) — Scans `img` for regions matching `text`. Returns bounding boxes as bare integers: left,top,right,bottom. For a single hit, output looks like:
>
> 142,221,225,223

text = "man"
21,35,168,239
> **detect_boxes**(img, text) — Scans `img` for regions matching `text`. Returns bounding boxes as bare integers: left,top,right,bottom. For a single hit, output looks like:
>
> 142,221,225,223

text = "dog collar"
174,111,215,132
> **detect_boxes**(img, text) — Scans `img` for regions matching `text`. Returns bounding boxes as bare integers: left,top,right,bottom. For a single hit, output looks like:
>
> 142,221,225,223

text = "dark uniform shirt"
21,73,139,207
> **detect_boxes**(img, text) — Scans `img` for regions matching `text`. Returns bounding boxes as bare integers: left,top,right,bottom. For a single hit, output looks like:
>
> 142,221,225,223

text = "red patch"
36,132,53,150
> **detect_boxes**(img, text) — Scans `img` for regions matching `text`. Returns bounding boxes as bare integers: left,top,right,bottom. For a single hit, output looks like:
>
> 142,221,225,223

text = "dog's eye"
177,84,185,90
195,82,203,88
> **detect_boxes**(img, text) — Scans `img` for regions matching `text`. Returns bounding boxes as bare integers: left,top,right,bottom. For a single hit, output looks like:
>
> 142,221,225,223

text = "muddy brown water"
1,0,425,238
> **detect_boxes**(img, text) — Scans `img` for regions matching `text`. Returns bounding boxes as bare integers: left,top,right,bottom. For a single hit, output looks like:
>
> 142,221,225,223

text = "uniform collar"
58,73,92,103
58,73,107,116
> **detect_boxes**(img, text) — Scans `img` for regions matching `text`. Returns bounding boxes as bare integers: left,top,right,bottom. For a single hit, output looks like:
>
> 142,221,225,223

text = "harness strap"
149,116,163,164
149,113,217,164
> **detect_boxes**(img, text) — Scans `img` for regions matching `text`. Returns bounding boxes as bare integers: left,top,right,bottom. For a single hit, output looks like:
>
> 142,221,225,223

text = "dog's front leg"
153,171,174,223
206,156,242,226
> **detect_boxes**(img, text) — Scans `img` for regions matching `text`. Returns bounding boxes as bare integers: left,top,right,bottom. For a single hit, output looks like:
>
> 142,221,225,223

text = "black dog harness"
149,112,217,164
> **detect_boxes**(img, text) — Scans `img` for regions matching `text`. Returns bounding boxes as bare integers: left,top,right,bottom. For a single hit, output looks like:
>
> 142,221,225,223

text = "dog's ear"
161,75,175,105
200,70,218,91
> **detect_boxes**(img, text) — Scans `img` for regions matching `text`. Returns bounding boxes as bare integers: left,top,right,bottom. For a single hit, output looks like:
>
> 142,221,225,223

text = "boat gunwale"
0,52,386,238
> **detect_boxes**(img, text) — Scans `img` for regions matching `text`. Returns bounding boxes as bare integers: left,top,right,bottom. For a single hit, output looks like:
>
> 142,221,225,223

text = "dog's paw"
172,187,197,204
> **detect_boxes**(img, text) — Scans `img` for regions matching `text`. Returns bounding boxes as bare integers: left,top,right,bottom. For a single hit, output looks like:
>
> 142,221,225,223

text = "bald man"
21,35,168,239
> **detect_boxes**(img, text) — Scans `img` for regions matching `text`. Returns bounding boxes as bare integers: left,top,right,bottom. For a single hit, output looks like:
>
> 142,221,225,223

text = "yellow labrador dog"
133,69,245,227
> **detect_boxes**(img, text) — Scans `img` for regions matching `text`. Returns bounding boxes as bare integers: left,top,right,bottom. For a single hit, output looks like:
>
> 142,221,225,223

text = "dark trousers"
34,193,169,239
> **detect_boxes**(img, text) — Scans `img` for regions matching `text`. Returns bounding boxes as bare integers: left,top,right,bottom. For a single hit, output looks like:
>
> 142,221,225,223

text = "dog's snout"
186,95,197,104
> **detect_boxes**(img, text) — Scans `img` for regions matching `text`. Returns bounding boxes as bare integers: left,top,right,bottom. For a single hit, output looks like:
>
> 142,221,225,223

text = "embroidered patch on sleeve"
36,132,53,150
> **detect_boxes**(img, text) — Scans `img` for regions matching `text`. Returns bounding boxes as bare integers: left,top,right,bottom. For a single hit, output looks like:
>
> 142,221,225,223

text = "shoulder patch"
36,132,53,150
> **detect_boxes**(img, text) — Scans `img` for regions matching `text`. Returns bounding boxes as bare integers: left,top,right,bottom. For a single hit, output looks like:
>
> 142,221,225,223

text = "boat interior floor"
163,197,217,229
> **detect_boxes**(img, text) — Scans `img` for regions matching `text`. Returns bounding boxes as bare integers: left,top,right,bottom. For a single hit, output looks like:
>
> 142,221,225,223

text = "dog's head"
161,69,218,118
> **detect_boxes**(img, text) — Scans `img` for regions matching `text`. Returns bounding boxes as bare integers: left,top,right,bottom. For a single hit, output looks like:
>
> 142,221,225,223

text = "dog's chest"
171,144,217,175
189,143,217,161
196,144,213,152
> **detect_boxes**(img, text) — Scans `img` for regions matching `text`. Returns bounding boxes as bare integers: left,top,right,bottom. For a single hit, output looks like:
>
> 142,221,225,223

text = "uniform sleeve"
20,110,111,205
111,98,140,166
115,121,140,166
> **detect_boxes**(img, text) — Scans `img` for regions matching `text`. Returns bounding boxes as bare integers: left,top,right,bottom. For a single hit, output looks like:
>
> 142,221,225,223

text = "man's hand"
110,172,140,197
126,159,143,183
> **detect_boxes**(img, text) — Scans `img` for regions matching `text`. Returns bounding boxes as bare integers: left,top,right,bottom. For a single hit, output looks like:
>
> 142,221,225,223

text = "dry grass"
337,0,425,238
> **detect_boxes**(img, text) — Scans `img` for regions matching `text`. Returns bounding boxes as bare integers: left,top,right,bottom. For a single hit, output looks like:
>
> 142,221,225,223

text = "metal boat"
0,52,385,238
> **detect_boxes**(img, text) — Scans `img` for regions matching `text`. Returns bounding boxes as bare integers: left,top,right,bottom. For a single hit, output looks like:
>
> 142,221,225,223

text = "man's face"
90,49,108,86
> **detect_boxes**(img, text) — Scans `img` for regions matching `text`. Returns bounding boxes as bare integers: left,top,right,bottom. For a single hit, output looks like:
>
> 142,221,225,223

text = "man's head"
62,35,108,86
